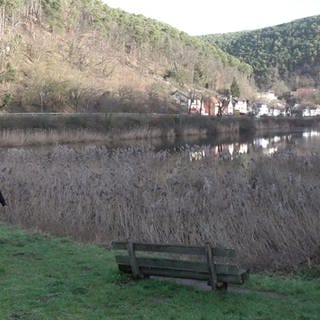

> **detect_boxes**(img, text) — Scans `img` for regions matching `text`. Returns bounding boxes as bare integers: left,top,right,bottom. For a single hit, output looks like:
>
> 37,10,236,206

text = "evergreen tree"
230,78,240,97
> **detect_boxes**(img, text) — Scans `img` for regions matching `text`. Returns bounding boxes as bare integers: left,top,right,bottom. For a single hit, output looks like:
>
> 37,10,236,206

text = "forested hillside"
204,15,320,93
0,0,255,113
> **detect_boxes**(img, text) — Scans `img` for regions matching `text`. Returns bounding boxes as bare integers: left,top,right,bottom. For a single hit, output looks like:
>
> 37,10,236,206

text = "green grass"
0,224,319,320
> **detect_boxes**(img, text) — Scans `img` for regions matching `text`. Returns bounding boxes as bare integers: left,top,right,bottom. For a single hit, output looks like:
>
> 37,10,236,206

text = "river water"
1,129,320,159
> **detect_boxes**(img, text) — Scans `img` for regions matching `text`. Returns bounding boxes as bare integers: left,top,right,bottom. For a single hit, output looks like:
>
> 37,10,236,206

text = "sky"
104,0,320,35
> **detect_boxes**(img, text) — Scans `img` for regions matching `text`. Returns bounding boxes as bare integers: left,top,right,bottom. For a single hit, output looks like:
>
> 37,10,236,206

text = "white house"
301,107,320,117
303,108,311,117
256,104,269,117
234,100,248,114
310,108,320,116
188,98,205,114
269,107,281,117
227,96,234,115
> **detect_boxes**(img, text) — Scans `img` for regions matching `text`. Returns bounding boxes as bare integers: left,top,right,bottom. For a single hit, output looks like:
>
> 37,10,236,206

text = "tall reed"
0,145,319,271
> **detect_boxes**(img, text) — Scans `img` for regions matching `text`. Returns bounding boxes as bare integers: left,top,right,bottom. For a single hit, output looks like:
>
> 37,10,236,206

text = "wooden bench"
112,241,249,291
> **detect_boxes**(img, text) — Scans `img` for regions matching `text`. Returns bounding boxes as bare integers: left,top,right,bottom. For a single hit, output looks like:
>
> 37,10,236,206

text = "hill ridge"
203,15,320,94
0,0,255,113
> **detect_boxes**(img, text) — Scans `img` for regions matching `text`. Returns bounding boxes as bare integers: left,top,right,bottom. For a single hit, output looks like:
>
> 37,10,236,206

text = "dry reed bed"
0,129,109,147
0,145,319,271
0,128,171,147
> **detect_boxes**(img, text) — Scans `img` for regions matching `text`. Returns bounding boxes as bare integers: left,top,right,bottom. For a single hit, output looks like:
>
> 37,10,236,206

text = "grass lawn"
0,224,319,320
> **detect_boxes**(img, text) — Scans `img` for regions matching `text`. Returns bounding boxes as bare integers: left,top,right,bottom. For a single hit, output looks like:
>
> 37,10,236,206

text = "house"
235,100,249,115
203,96,222,116
170,90,188,106
255,104,269,117
217,95,237,115
310,107,320,116
302,108,311,117
302,107,320,117
224,97,250,115
292,104,320,117
188,93,223,116
188,97,204,114
227,97,234,115
269,107,281,117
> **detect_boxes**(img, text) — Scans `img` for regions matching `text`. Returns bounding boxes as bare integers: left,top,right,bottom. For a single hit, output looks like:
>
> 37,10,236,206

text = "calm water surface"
1,130,320,159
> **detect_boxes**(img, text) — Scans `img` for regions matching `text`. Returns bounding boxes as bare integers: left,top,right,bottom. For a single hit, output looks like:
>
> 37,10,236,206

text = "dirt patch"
152,277,286,298
148,295,172,303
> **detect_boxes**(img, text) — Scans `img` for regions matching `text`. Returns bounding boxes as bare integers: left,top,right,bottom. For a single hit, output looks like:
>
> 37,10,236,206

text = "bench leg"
216,282,228,291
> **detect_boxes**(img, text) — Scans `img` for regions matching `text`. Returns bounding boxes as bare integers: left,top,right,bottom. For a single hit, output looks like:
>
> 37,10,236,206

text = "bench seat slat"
118,264,246,284
115,255,240,275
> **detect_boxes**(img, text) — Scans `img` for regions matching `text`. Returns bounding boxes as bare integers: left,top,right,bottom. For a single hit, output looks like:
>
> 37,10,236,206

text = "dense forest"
0,0,255,113
203,15,320,93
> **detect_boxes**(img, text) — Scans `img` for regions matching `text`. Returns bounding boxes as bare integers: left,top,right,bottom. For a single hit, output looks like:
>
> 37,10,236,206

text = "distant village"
171,89,320,118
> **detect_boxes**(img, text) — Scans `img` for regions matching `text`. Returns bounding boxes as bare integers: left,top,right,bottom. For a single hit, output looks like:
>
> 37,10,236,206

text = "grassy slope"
0,224,319,320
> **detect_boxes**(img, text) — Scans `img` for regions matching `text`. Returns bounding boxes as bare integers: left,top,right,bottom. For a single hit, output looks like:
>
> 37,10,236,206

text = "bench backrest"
112,241,244,290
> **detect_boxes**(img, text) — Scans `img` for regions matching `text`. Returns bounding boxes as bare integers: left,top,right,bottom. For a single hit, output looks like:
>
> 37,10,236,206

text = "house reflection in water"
187,133,310,161
302,131,320,138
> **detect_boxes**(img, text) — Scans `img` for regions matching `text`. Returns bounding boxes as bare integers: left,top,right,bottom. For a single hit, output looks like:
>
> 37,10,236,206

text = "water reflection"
302,130,320,138
188,130,320,161
1,129,320,159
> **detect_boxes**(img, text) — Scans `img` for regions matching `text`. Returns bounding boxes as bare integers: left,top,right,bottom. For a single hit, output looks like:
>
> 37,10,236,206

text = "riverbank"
0,113,319,147
0,224,319,320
